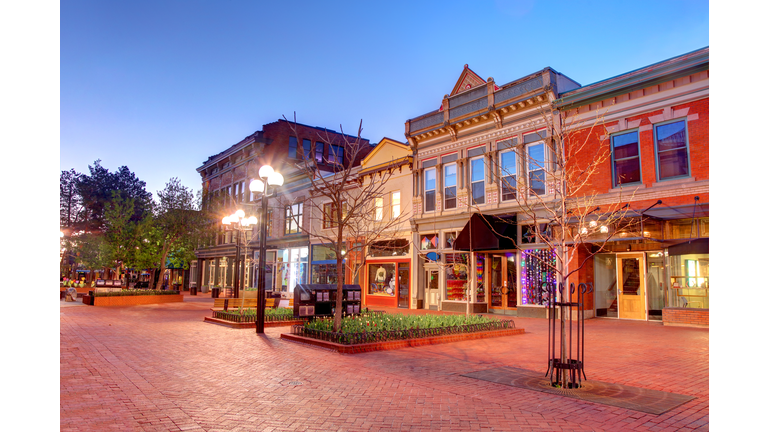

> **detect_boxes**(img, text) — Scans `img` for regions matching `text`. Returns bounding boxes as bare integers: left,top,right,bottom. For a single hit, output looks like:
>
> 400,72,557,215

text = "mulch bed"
204,316,306,328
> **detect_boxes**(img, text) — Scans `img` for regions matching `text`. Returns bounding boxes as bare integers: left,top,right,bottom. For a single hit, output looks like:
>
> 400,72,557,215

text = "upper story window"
470,157,485,204
329,144,344,165
315,141,324,163
500,149,517,201
424,167,436,212
391,191,401,219
302,139,312,161
374,197,384,221
444,163,457,209
655,120,689,180
285,202,303,235
289,136,298,159
323,201,347,229
612,130,641,187
527,143,546,197
420,233,438,250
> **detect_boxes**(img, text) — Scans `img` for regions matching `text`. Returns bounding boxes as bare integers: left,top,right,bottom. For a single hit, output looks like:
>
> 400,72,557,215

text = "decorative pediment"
438,65,499,111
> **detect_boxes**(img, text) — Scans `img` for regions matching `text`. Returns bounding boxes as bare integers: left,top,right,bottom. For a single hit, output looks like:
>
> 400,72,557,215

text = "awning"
667,238,709,256
453,213,517,251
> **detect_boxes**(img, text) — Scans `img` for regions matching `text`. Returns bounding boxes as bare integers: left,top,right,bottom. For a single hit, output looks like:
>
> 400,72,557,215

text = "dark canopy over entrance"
667,238,708,256
453,213,517,251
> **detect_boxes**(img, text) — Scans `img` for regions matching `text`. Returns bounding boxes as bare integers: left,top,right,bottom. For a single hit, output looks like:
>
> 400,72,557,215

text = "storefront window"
667,218,708,239
370,239,409,257
445,253,469,301
594,254,618,317
668,253,709,308
369,263,396,296
421,234,438,250
277,247,308,294
476,253,485,303
520,249,556,305
445,232,457,249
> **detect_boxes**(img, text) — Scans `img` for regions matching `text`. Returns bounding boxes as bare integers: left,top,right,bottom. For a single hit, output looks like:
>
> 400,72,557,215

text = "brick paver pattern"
61,294,708,431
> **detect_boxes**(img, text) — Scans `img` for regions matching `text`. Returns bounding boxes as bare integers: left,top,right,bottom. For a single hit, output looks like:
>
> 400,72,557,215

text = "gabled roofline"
361,137,409,167
554,47,709,110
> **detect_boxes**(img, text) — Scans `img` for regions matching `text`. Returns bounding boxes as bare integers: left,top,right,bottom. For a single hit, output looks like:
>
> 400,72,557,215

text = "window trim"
499,148,517,202
526,142,547,197
424,167,436,212
285,202,303,235
443,162,457,210
610,129,642,187
391,190,401,219
653,118,691,182
288,136,298,159
469,156,485,205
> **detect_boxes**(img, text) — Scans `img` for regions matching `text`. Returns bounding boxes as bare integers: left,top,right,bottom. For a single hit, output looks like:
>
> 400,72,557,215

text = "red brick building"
554,47,709,326
193,119,372,298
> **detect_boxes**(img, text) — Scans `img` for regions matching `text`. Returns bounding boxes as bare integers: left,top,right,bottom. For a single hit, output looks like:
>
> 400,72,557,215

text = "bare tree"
284,115,409,332
470,103,639,388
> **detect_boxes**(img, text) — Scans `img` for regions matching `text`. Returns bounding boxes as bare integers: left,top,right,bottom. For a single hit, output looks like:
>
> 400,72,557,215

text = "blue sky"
60,0,709,197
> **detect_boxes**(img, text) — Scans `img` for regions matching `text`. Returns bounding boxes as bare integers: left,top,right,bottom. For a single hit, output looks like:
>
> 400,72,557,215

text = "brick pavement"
60,293,708,431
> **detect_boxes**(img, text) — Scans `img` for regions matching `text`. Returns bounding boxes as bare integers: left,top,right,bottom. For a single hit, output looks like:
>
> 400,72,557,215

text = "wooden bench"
211,297,293,312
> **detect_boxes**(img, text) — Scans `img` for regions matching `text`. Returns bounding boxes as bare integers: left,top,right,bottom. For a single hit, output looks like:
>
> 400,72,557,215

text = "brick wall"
662,307,709,327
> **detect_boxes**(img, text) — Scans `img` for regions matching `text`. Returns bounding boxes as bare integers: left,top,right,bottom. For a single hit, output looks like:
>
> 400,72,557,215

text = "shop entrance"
425,269,439,310
488,252,517,312
617,253,646,320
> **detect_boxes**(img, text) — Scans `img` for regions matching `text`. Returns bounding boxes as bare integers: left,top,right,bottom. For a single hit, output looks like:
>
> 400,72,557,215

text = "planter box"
242,290,259,299
281,327,525,354
92,294,183,307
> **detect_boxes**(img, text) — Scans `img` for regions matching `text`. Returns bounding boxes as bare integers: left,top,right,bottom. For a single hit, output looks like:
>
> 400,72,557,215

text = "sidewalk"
60,292,708,431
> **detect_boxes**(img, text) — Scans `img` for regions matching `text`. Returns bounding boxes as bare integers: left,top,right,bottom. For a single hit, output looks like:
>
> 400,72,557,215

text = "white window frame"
374,197,384,221
424,167,436,212
470,156,485,205
526,142,547,197
499,149,517,202
443,162,457,209
391,191,401,219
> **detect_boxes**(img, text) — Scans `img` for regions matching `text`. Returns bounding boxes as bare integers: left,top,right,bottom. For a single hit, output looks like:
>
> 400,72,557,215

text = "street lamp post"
222,209,258,299
249,165,284,334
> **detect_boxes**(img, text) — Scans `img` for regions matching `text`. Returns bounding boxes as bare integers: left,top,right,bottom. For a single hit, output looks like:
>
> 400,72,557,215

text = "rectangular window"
470,157,485,204
391,191,401,219
329,144,344,165
289,136,298,159
302,139,312,161
374,197,383,221
315,141,324,163
266,209,273,237
424,168,436,212
500,150,517,201
420,233,438,250
285,203,303,235
612,131,641,186
655,120,689,180
444,163,456,209
527,143,546,196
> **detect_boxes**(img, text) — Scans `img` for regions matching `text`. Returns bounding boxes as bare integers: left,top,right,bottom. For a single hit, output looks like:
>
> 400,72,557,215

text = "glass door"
426,269,439,310
617,253,646,320
488,252,517,311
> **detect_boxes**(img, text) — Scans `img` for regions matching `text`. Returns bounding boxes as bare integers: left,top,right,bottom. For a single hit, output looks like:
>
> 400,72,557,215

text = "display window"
520,248,556,305
668,253,709,309
445,253,469,301
369,263,397,296
277,247,308,294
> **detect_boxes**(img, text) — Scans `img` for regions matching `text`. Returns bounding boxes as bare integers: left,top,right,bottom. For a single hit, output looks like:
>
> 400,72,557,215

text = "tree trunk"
333,254,344,333
155,249,170,291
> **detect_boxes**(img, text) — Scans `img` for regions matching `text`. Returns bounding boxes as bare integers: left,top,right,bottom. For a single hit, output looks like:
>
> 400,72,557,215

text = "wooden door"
489,253,517,310
617,254,646,320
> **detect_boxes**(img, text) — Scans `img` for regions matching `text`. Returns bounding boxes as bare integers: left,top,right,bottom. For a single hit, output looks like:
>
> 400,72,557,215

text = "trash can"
211,287,220,298
190,286,197,296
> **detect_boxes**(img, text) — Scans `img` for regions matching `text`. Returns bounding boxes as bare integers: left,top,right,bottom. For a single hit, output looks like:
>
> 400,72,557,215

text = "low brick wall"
93,295,184,307
662,307,708,327
281,327,525,354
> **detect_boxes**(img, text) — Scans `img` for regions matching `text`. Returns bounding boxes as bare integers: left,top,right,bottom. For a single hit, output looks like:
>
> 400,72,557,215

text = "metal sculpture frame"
544,281,593,388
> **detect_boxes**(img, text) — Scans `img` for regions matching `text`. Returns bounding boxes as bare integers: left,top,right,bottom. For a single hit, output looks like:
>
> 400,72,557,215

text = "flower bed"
291,313,515,345
212,307,300,323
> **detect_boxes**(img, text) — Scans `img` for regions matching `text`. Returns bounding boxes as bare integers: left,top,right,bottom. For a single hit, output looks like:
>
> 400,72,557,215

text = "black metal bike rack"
544,282,593,388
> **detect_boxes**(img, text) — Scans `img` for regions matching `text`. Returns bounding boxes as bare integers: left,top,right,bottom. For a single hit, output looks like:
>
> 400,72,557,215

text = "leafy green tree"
103,192,155,278
60,169,85,229
73,233,111,278
151,178,215,290
76,160,153,232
